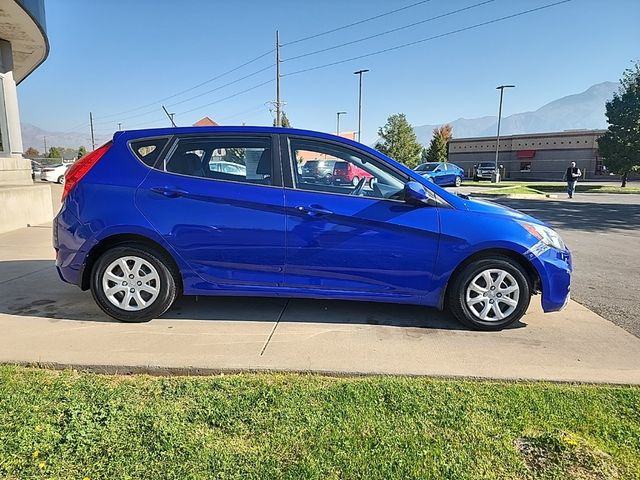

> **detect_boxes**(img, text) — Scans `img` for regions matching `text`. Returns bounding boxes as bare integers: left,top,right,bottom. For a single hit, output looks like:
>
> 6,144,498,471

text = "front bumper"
475,171,494,179
529,247,572,312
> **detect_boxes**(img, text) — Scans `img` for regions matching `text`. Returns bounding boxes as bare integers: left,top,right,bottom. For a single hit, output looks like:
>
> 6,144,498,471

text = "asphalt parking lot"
489,193,640,338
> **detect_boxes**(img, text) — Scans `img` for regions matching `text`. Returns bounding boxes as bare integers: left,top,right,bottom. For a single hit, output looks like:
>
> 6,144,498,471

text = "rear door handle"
296,205,333,217
150,186,188,198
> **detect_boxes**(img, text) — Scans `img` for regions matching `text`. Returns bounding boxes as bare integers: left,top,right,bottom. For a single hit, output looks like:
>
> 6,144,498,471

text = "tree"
77,146,87,158
48,146,62,159
24,147,39,158
374,113,422,168
598,62,640,187
422,124,453,164
273,112,291,127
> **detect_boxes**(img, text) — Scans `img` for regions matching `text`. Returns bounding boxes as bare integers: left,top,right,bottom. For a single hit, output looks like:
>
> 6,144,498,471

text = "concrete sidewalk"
1,224,640,384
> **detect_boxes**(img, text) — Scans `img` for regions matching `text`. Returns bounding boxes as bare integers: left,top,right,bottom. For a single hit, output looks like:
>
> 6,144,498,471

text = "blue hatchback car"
414,162,465,187
54,126,571,330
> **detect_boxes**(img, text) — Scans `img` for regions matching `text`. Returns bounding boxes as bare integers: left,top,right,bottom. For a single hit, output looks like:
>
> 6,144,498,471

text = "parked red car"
332,161,374,186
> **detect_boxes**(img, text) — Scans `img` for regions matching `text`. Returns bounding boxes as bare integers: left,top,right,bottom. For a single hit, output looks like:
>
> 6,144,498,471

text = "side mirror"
404,181,437,207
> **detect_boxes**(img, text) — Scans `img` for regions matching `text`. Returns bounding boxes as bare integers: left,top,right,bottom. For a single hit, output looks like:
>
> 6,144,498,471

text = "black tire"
90,244,178,322
473,175,479,182
57,175,65,185
447,256,531,331
454,176,462,187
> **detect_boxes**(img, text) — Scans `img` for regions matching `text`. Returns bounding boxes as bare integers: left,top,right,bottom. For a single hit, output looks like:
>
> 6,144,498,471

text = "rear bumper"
53,204,89,288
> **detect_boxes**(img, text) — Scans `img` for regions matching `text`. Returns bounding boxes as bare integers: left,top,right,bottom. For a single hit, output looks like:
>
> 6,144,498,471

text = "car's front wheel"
90,244,178,322
454,176,462,187
447,256,531,331
57,175,65,185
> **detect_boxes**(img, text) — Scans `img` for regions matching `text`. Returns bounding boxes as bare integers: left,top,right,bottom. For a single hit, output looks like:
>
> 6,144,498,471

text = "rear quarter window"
130,137,170,168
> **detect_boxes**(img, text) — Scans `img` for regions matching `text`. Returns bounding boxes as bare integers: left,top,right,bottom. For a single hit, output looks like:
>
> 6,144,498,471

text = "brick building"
447,129,606,181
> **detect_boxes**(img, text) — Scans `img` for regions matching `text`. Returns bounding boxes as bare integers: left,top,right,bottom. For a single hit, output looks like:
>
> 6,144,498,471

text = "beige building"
0,0,52,233
448,130,606,181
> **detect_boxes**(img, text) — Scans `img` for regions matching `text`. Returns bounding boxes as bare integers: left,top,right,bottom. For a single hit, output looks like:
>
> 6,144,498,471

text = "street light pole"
493,84,515,183
353,69,369,143
336,111,347,136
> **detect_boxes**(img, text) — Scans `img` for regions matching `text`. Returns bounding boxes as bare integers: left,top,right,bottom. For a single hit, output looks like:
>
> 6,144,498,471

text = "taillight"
62,141,112,201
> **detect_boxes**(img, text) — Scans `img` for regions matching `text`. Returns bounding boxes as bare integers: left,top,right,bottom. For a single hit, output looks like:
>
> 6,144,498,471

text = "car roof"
117,125,351,142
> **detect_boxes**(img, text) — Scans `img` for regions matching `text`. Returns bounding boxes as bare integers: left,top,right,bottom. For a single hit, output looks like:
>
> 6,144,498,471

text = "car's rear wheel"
90,245,178,322
454,176,462,187
351,176,360,186
57,175,65,185
447,256,531,331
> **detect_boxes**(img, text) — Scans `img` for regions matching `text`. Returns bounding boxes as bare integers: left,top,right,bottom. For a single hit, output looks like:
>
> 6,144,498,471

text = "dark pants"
567,181,577,198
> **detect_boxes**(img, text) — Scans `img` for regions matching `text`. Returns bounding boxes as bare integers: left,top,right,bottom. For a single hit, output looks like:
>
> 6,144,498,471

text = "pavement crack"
260,299,289,356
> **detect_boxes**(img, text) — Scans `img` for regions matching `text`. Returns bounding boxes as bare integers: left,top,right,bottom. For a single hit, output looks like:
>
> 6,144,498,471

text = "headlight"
520,222,566,251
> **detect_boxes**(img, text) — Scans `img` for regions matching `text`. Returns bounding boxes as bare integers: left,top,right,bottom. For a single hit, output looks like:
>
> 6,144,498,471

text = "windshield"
479,162,494,168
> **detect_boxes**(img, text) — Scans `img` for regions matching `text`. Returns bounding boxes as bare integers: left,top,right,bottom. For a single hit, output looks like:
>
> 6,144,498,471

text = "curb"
4,361,640,386
469,193,558,200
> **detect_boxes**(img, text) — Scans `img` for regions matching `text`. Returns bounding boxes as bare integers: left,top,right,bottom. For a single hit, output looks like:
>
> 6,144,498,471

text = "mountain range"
21,81,618,151
412,81,618,143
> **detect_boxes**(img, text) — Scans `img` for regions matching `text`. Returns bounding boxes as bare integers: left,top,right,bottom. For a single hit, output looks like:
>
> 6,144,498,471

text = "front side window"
290,138,407,201
164,137,272,186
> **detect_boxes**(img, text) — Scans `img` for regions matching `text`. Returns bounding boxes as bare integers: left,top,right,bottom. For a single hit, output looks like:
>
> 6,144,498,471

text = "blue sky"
19,0,640,144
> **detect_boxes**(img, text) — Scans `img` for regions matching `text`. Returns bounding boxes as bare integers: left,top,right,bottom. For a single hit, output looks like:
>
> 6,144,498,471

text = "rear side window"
130,137,170,167
164,136,273,186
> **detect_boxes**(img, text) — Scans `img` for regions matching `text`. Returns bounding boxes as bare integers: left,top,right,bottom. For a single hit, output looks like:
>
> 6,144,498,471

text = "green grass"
1,367,640,479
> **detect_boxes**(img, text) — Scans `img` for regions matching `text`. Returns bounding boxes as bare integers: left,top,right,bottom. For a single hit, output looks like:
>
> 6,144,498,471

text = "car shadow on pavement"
0,260,526,331
491,197,640,233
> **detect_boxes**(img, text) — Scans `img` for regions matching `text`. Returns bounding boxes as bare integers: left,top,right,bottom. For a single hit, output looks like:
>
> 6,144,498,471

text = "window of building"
520,162,532,172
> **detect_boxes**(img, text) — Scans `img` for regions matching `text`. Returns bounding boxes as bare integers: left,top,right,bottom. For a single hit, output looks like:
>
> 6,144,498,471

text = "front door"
283,136,440,300
136,134,286,289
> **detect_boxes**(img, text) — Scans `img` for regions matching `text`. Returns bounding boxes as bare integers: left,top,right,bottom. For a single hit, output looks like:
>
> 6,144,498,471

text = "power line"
283,0,495,63
282,0,435,46
283,0,572,77
178,79,275,116
92,64,274,126
124,78,275,129
96,49,274,120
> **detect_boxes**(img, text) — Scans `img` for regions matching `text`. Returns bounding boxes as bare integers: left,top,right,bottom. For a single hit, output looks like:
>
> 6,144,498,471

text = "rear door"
281,135,441,300
135,134,286,289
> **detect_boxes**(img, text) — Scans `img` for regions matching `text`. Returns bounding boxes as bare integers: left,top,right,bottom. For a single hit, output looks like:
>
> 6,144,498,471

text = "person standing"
563,161,581,198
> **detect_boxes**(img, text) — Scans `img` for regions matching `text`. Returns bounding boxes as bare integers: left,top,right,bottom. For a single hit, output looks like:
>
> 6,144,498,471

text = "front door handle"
150,186,188,198
296,205,333,217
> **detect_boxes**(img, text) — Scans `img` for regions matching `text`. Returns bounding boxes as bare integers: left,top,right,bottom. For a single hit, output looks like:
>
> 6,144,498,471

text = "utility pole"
275,30,281,127
493,85,515,183
89,112,95,150
353,69,369,143
117,122,122,131
43,136,47,155
336,111,347,136
162,105,177,127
